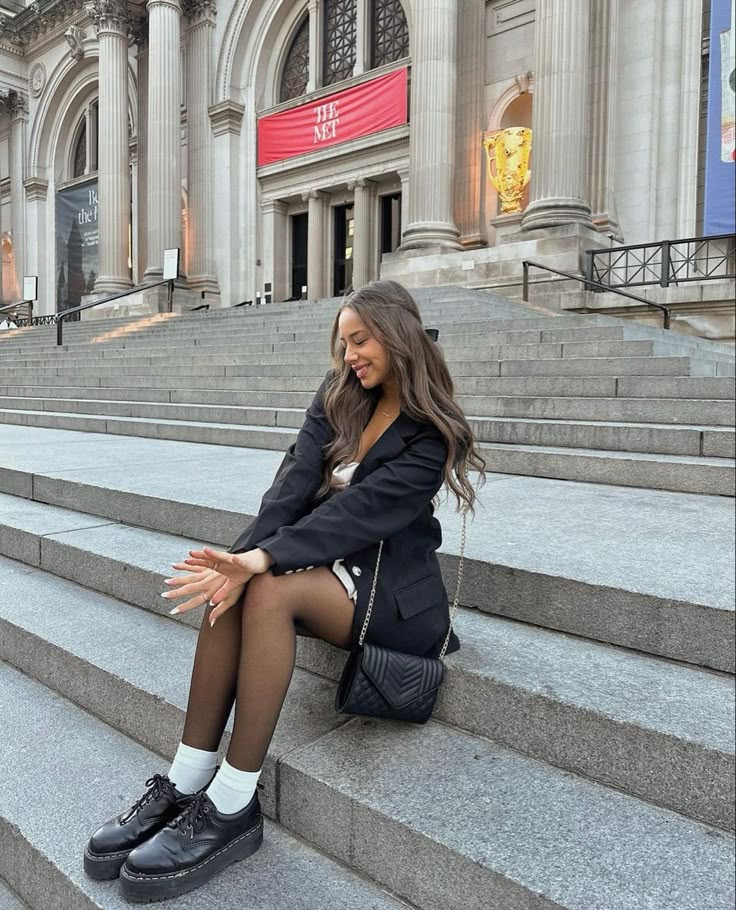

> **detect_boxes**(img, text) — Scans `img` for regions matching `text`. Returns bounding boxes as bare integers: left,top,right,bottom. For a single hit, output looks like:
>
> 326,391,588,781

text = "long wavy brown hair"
315,280,487,514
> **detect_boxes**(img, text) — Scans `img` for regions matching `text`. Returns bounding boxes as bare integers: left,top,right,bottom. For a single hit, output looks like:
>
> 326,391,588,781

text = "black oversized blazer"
228,369,460,658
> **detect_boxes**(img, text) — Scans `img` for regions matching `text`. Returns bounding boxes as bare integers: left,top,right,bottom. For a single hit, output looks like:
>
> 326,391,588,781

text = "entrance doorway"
333,203,354,295
380,192,402,256
291,212,308,298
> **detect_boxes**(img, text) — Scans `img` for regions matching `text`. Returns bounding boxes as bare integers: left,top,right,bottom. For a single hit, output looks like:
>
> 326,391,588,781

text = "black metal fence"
586,233,736,290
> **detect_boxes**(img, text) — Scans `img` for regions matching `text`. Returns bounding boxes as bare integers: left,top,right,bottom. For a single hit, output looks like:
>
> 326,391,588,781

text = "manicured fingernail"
209,600,215,607
160,593,170,599
169,607,180,615
164,579,174,585
209,617,217,628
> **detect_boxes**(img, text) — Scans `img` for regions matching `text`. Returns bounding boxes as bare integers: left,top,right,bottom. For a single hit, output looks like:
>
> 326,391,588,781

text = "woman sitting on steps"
83,278,486,903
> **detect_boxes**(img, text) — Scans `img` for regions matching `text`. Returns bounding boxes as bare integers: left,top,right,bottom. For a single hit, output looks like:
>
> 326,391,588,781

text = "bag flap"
361,644,445,710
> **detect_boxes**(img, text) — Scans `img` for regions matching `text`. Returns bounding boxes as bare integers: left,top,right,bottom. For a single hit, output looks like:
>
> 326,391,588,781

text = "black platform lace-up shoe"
119,790,263,903
83,771,217,881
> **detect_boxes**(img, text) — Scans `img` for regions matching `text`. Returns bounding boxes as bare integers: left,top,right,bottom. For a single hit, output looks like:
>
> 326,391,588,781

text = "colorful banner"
55,179,100,312
257,68,408,166
704,0,735,234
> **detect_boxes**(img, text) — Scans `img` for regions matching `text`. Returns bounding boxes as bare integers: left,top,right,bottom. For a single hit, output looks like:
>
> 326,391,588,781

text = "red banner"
257,68,408,167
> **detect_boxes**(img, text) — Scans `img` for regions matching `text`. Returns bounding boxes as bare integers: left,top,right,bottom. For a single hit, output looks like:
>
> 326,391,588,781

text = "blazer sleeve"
254,426,448,574
227,369,335,555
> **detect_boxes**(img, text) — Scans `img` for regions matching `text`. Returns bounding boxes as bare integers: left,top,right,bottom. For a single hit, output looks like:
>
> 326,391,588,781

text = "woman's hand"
165,547,274,627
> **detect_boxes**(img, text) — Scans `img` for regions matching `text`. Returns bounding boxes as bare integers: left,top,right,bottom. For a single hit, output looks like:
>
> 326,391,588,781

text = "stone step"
0,881,29,910
0,455,731,671
0,555,731,830
4,339,734,369
0,407,732,494
2,389,733,426
3,320,733,363
0,663,414,910
0,395,731,456
1,355,733,382
1,593,734,910
3,373,732,400
2,322,733,359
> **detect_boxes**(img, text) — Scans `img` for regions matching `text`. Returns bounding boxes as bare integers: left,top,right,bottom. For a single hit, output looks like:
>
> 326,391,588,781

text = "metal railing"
586,233,736,290
55,279,172,346
522,260,672,329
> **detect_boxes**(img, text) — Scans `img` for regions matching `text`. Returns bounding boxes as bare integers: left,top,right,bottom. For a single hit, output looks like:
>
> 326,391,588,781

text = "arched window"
72,120,87,178
323,0,356,85
280,16,310,103
371,0,409,68
277,1,409,105
70,101,99,180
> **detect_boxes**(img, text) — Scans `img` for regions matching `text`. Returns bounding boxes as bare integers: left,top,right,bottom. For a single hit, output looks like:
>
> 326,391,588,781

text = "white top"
331,461,360,489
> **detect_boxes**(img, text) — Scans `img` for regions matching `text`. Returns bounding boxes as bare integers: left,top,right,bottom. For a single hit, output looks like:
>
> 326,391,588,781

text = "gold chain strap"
358,508,468,657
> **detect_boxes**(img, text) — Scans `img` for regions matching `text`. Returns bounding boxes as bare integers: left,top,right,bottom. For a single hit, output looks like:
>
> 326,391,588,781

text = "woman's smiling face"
338,307,390,389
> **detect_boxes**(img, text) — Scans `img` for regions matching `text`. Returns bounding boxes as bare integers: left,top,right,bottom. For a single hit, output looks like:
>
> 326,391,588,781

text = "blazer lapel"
350,411,420,485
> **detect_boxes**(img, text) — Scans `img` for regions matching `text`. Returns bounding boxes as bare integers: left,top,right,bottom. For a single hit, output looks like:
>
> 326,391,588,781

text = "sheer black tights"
181,567,355,771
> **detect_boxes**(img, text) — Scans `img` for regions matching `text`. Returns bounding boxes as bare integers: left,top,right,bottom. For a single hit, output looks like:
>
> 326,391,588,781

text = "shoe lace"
175,792,212,837
122,773,177,822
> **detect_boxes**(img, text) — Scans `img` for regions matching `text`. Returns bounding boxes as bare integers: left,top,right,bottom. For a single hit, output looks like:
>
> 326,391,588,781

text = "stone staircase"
0,286,734,909
0,286,734,496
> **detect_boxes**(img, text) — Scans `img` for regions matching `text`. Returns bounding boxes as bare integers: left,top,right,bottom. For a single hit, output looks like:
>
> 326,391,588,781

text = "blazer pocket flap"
361,645,445,710
393,575,443,621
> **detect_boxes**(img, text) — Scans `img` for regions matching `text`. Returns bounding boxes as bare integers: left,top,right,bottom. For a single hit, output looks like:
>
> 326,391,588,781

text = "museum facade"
0,0,730,318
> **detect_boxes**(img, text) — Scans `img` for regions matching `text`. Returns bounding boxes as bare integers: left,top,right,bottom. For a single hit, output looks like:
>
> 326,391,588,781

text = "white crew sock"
206,758,262,815
167,741,219,795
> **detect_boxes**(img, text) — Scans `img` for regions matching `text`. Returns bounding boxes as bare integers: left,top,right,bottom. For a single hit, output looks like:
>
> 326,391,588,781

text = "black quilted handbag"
335,510,467,724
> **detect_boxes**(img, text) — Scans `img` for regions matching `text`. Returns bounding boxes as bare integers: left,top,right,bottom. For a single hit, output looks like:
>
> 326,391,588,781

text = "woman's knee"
242,571,293,619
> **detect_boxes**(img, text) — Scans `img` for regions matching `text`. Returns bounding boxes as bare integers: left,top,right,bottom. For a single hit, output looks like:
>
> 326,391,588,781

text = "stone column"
261,199,289,302
7,94,28,300
131,17,149,280
23,177,48,313
455,0,485,247
184,0,217,292
89,0,132,292
398,166,410,238
144,0,183,279
521,0,593,231
586,0,622,240
307,0,321,92
209,101,244,305
304,189,328,299
351,178,376,290
400,0,462,251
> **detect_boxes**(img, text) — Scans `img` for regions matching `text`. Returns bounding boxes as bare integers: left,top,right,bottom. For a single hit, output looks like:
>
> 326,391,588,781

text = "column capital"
182,0,215,24
348,177,377,192
209,100,244,136
0,89,29,118
85,0,129,35
261,198,289,215
302,188,328,202
146,0,182,11
23,176,49,201
130,14,149,48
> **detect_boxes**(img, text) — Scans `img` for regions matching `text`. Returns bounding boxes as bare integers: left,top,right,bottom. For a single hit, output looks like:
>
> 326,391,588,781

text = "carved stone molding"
2,0,86,49
208,100,244,136
86,0,129,34
64,24,86,58
514,70,533,94
29,62,47,97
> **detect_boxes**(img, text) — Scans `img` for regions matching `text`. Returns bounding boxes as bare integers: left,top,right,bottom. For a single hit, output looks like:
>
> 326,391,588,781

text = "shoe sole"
84,845,133,880
119,817,264,902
